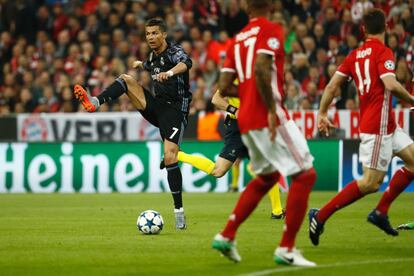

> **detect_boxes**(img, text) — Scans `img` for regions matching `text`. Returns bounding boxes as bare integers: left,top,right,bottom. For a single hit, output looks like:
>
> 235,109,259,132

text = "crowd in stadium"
0,0,414,116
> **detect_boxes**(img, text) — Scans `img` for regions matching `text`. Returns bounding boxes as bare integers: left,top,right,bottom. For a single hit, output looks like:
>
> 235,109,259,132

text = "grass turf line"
0,192,413,276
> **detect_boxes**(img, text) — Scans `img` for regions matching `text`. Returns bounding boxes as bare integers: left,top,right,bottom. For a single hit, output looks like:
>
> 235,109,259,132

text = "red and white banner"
16,109,412,142
289,109,411,139
17,112,160,142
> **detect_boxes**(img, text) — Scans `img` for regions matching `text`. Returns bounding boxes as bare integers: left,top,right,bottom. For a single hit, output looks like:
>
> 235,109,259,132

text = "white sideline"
239,257,414,276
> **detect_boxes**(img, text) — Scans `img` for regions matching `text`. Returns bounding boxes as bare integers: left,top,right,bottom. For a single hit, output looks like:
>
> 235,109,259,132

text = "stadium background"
1,0,414,192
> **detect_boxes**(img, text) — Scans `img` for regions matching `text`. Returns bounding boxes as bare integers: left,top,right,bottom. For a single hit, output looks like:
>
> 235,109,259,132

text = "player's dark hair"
246,0,273,10
362,9,386,35
145,18,167,32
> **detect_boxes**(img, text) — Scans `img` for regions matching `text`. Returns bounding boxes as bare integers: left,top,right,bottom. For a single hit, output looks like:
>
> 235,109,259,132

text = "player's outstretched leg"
308,208,324,246
160,151,215,174
367,210,398,236
213,172,279,263
276,168,316,266
309,179,363,245
212,233,241,263
74,76,129,112
73,85,100,112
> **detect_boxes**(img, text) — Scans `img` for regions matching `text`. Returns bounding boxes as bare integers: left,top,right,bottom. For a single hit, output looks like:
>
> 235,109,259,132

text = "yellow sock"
230,164,240,190
177,151,215,174
268,183,283,215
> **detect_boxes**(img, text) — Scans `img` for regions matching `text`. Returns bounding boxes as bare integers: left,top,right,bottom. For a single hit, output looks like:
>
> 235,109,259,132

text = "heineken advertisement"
0,141,339,193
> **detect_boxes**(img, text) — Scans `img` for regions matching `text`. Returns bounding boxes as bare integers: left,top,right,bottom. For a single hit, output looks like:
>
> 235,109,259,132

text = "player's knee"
358,178,381,194
164,150,178,165
258,171,280,184
293,167,317,187
403,158,414,173
211,168,225,178
119,74,133,87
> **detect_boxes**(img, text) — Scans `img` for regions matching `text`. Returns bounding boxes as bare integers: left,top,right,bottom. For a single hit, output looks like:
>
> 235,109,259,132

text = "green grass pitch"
0,192,413,275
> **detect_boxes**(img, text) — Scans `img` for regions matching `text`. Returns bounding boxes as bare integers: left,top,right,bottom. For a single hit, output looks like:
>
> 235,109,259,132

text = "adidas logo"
310,218,317,233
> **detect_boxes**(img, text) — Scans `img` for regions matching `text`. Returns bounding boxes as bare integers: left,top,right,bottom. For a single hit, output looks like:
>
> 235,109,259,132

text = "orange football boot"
73,84,97,112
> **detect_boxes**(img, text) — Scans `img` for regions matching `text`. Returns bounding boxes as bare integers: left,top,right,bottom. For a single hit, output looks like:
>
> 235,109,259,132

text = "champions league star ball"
137,210,164,235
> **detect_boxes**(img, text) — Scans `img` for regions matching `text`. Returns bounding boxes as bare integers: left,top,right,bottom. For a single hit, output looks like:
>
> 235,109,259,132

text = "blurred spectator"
193,0,220,33
1,0,414,116
387,32,406,61
203,59,219,97
323,7,341,38
223,0,248,37
285,83,301,110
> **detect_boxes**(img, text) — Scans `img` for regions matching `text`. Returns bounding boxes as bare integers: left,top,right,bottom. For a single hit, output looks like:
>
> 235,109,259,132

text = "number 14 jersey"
222,17,289,134
336,38,396,135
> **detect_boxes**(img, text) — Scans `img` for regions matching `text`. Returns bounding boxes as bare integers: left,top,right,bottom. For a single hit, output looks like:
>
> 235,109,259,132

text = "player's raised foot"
212,233,241,263
174,208,187,230
271,209,286,220
228,187,238,192
396,222,414,230
367,209,398,236
73,84,99,112
308,208,324,246
274,247,316,267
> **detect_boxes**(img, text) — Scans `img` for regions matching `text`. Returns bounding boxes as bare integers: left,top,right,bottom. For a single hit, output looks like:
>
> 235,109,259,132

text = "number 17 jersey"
336,38,396,135
221,17,289,134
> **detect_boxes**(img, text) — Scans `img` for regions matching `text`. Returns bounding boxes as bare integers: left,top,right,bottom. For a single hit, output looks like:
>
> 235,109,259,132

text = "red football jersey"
222,17,289,134
337,38,396,135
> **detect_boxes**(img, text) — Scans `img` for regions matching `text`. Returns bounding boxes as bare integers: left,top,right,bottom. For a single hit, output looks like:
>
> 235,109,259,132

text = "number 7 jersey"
336,38,396,135
221,17,288,134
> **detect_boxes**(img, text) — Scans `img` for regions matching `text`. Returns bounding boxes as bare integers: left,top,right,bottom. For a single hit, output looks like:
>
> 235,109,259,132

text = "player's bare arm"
255,53,276,141
317,73,345,136
212,87,238,113
156,62,188,82
381,75,414,105
218,72,236,96
212,90,230,111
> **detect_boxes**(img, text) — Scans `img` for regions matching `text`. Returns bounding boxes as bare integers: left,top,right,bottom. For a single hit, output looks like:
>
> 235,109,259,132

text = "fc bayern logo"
384,60,395,70
20,115,48,141
267,38,280,50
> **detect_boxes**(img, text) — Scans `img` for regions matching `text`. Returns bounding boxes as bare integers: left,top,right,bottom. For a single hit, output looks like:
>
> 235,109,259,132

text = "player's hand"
133,60,143,70
267,111,277,142
155,72,172,82
317,112,334,137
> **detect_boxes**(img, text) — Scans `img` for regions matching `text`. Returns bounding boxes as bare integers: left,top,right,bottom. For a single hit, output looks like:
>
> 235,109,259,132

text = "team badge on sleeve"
267,38,280,50
384,60,395,70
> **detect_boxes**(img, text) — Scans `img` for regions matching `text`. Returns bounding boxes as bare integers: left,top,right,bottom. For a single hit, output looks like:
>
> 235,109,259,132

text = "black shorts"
139,89,187,145
219,117,249,162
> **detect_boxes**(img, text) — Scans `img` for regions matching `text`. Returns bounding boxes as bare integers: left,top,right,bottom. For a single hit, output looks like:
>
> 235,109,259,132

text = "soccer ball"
137,210,164,235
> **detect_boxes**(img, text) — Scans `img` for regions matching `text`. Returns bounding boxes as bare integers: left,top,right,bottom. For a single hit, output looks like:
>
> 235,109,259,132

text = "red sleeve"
256,24,283,57
336,53,353,77
221,38,236,74
377,48,396,79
